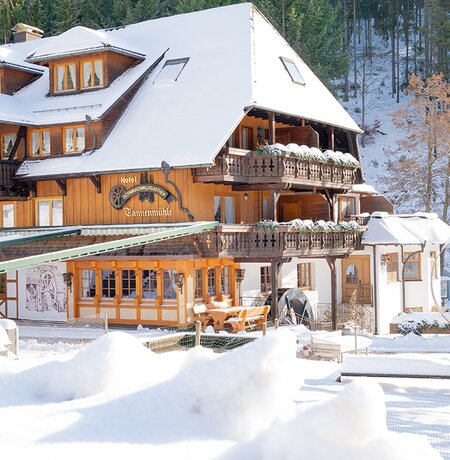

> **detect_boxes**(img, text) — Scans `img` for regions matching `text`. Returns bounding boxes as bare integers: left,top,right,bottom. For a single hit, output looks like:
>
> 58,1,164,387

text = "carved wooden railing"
193,148,357,188
0,161,28,197
199,225,362,259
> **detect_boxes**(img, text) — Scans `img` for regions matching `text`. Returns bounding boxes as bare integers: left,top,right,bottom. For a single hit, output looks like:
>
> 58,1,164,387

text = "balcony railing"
199,225,362,259
193,148,357,189
0,161,28,197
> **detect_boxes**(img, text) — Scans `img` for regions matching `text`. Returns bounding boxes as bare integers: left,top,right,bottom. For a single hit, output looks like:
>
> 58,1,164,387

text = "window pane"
208,268,216,296
42,131,51,154
195,269,204,298
214,196,221,222
221,267,230,295
102,270,116,298
122,269,136,299
65,128,74,152
52,200,63,226
2,135,16,158
281,58,305,84
31,132,40,155
142,269,157,299
224,197,235,224
163,270,177,300
82,62,92,88
56,65,65,91
81,269,96,298
76,128,85,151
67,64,76,90
345,264,358,284
38,201,50,226
94,60,103,86
2,204,14,228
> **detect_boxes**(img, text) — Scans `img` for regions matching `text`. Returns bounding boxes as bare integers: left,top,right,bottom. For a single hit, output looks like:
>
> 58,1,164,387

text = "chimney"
11,23,44,43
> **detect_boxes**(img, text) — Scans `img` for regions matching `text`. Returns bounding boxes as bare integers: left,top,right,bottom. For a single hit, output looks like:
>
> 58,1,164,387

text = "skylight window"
280,57,305,85
154,58,189,86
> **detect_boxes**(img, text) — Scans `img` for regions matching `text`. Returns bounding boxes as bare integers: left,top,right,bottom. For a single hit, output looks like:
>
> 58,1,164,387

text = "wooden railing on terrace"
193,148,357,189
199,225,362,259
0,161,28,197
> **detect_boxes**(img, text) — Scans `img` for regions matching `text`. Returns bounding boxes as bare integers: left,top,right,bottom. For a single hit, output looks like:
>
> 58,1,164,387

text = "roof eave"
27,45,146,64
244,104,363,134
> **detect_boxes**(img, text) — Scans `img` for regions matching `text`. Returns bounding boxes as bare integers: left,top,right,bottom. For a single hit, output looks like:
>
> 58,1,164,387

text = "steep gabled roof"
4,3,362,179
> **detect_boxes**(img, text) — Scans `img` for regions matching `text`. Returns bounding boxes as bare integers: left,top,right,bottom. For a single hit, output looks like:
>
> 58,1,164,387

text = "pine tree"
54,0,79,34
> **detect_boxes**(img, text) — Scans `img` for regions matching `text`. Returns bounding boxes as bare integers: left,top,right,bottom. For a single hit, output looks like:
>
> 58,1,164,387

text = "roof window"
280,57,305,85
154,58,189,86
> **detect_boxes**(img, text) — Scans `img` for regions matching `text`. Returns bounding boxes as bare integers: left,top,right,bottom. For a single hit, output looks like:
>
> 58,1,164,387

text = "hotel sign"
109,173,175,210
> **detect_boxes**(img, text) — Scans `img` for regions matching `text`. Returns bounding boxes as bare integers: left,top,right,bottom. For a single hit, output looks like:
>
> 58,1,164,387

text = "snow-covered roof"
351,183,377,195
362,212,450,245
26,26,146,62
2,3,362,179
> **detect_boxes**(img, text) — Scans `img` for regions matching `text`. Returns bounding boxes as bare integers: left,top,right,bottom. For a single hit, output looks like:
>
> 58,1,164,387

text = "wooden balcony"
0,161,28,198
199,225,362,260
193,148,357,190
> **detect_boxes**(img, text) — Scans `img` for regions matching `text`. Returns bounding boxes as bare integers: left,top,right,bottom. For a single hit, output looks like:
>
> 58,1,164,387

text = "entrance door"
342,256,370,303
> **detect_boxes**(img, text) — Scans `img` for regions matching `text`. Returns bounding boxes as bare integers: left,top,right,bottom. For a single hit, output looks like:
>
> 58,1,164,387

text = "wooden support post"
268,189,280,221
195,320,201,346
263,322,267,336
326,257,337,331
268,111,276,144
270,260,283,321
327,127,335,151
274,318,279,330
8,126,26,161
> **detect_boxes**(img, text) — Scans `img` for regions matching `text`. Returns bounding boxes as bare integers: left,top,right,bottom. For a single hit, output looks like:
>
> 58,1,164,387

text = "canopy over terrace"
361,212,450,246
0,222,218,273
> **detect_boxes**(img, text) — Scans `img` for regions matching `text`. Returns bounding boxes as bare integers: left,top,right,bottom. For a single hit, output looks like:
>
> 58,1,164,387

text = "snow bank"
221,381,441,460
371,333,450,353
0,324,12,352
0,332,181,403
342,355,450,377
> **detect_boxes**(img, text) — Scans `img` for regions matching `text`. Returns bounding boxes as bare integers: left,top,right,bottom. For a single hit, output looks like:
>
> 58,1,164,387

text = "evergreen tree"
54,0,80,34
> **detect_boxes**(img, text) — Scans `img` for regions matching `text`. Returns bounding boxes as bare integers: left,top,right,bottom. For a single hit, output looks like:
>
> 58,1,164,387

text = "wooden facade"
0,31,366,327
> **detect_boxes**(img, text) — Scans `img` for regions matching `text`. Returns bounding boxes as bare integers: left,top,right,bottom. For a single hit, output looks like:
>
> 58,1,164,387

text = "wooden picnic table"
207,306,251,330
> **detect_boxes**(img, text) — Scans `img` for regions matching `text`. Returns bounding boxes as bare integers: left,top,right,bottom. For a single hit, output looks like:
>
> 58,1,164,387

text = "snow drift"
221,380,441,460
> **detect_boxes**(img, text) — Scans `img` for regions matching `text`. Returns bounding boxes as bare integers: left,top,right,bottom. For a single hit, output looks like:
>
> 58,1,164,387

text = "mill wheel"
109,185,126,209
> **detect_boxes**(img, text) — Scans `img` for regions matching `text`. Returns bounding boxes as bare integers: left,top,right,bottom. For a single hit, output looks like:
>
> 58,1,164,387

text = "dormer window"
81,59,103,89
63,126,85,153
55,63,76,93
30,129,51,156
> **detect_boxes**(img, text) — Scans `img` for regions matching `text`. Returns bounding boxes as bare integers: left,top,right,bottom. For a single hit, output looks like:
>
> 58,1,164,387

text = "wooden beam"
268,111,276,144
327,127,335,151
326,257,337,330
8,126,26,161
89,175,101,193
55,179,67,196
29,181,37,198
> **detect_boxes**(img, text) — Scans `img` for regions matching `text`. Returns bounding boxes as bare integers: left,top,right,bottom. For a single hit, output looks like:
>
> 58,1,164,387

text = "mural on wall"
25,265,66,314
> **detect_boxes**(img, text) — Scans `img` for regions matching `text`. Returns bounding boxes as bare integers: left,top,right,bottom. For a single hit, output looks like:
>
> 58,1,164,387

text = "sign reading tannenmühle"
109,173,175,210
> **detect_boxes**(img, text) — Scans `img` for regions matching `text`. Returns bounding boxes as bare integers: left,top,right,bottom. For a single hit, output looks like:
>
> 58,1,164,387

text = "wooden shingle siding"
0,67,37,95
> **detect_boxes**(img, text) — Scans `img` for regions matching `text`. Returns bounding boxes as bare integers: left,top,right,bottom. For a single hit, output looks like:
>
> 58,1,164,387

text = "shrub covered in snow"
255,142,360,168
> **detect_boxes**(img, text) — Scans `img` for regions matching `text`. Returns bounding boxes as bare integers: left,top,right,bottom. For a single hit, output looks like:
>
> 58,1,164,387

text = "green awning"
0,221,218,273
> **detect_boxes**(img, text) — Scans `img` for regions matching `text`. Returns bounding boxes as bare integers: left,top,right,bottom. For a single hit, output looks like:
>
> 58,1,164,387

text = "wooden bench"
311,334,371,363
193,304,214,328
224,305,270,333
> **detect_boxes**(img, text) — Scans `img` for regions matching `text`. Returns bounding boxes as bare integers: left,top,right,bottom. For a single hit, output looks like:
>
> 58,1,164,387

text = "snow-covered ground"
1,330,449,460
